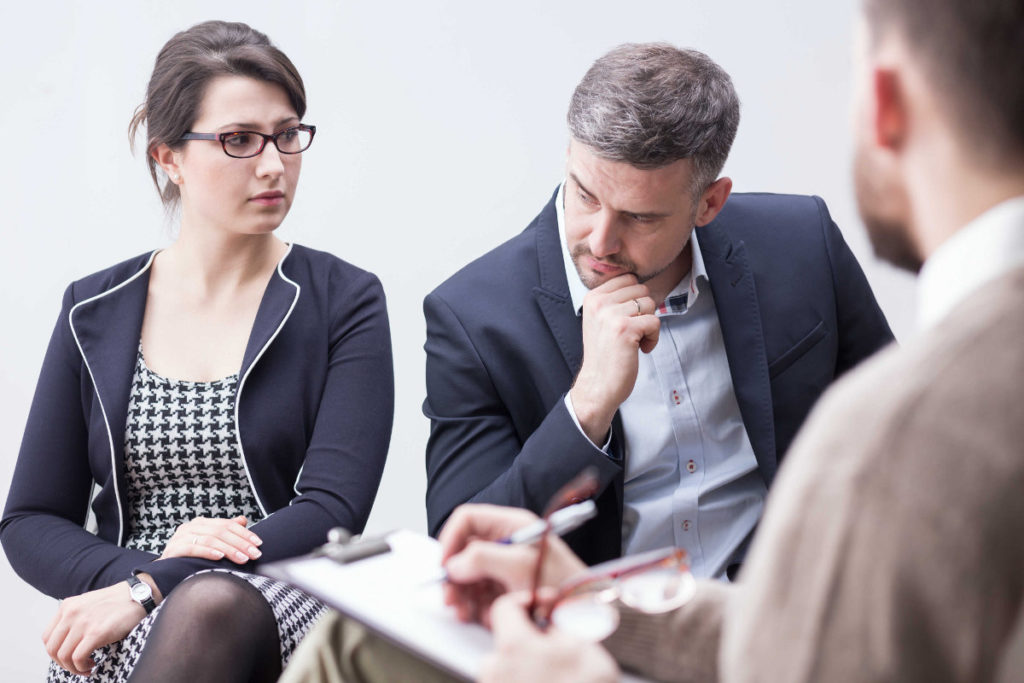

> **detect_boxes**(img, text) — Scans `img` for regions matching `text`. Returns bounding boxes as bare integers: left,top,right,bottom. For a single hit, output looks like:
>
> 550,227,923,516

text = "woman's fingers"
162,516,262,561
44,582,150,675
198,524,262,561
54,621,88,675
220,518,263,554
43,613,71,665
70,636,97,676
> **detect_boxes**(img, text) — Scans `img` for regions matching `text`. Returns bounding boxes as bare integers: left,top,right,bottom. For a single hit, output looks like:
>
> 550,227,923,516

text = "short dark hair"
863,0,1024,166
567,43,740,195
129,20,307,207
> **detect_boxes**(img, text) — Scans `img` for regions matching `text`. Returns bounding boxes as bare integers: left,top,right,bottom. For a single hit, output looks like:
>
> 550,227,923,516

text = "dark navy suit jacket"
424,190,894,566
1,244,394,599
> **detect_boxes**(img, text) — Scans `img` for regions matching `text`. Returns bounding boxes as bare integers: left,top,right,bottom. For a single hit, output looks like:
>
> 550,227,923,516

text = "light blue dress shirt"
555,183,767,579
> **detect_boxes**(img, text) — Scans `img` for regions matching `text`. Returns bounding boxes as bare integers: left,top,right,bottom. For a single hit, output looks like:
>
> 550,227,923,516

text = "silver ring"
192,536,199,545
633,299,642,316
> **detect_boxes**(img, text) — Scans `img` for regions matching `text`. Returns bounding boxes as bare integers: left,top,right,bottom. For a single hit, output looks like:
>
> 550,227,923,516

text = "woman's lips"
250,191,285,206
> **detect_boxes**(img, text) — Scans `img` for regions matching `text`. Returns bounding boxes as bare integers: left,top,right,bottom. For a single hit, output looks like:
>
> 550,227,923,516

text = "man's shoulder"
717,192,826,220
706,192,831,241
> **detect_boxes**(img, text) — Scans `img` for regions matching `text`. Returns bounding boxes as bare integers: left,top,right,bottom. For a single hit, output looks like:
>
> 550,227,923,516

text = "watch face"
130,582,152,601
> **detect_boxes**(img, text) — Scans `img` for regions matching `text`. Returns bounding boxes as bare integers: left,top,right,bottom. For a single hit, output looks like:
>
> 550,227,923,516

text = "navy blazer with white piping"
424,190,895,566
1,243,394,599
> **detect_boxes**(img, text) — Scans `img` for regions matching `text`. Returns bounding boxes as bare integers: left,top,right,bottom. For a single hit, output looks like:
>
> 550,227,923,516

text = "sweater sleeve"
602,581,731,683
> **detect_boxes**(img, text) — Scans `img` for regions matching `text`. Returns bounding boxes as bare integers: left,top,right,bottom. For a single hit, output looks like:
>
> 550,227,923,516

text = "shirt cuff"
563,393,613,453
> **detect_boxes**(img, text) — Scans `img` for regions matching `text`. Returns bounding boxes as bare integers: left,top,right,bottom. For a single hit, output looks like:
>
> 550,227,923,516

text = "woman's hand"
42,577,158,675
161,515,263,565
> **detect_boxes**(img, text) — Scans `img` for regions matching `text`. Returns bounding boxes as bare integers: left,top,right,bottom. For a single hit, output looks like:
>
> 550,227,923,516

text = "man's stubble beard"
569,245,681,290
853,143,924,273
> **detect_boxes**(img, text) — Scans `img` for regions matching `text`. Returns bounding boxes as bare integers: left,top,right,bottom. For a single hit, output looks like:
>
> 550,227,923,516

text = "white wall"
0,0,914,677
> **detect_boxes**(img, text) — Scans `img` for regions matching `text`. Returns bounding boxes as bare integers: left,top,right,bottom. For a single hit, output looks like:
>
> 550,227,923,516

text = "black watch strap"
126,574,156,614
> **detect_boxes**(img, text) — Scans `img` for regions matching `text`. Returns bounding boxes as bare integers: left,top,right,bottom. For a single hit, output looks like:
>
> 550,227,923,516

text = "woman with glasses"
0,20,394,682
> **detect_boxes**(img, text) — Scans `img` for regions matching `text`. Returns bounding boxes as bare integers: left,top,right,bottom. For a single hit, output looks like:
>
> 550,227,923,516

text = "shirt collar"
556,180,708,316
917,195,1024,330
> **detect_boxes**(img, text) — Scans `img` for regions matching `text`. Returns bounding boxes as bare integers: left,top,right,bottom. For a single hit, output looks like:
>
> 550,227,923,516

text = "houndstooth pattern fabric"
46,348,326,682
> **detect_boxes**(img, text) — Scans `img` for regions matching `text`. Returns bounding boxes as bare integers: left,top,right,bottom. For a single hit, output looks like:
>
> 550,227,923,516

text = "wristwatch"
126,574,156,614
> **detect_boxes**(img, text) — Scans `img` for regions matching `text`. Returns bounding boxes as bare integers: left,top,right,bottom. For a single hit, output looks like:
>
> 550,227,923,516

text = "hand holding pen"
437,468,600,626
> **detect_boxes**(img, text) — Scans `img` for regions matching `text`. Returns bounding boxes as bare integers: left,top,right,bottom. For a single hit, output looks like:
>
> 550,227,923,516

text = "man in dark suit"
424,43,893,574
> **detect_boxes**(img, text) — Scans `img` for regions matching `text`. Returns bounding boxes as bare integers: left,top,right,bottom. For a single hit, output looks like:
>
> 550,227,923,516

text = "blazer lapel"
70,253,155,544
532,193,584,376
698,226,778,480
239,246,300,380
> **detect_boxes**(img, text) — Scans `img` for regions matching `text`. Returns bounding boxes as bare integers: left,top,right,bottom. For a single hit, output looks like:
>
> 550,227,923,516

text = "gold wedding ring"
633,299,642,316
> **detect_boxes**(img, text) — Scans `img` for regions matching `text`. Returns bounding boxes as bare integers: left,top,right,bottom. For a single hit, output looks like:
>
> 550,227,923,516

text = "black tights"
128,572,281,683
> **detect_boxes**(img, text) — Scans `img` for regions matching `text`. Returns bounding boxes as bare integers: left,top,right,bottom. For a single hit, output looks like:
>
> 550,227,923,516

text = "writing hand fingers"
438,504,539,562
445,541,537,591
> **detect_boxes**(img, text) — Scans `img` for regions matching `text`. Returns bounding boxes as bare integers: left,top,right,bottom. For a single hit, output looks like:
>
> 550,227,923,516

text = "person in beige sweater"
281,0,1024,679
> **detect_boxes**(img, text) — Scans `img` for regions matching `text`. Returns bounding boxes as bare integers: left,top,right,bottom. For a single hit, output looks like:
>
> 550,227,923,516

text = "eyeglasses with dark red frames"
179,124,316,159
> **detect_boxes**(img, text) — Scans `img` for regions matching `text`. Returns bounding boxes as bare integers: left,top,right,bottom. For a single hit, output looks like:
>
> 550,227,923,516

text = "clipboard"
261,529,490,681
262,528,651,683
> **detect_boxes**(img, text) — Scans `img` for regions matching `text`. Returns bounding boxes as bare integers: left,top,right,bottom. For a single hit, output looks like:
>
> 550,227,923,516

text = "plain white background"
0,1,915,677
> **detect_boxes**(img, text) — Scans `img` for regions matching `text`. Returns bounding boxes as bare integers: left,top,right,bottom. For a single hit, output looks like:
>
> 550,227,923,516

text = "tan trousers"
279,610,461,683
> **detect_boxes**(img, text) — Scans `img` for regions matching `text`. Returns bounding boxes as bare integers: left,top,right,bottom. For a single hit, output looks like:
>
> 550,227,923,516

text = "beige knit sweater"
606,268,1024,683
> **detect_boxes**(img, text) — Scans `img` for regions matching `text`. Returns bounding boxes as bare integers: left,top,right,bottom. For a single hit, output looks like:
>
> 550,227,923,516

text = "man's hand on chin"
570,273,659,445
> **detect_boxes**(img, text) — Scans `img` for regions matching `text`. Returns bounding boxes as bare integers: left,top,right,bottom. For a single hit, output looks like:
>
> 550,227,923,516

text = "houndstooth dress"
47,346,327,682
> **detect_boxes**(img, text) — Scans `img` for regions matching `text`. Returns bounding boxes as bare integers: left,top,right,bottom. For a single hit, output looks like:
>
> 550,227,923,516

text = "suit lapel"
532,193,584,376
698,225,778,479
530,191,624,558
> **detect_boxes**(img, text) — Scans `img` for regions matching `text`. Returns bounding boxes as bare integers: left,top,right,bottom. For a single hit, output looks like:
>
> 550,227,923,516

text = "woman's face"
168,76,303,237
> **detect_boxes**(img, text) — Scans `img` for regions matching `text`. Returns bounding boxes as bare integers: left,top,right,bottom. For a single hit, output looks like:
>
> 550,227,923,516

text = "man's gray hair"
567,43,740,195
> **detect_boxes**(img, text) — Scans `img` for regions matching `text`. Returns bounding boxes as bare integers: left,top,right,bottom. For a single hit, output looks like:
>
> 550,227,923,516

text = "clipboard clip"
312,527,392,564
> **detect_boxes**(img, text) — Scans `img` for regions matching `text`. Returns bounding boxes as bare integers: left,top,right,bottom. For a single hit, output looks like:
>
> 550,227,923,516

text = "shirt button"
686,460,697,473
681,520,692,531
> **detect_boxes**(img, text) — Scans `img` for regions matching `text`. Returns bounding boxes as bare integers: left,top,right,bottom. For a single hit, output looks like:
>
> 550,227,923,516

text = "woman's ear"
152,143,182,184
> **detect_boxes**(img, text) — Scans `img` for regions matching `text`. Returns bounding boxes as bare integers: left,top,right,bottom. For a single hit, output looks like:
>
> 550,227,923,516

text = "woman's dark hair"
129,20,306,207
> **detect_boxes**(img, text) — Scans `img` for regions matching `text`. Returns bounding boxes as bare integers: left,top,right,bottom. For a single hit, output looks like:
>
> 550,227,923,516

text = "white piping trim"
68,250,159,547
292,463,306,499
234,243,299,518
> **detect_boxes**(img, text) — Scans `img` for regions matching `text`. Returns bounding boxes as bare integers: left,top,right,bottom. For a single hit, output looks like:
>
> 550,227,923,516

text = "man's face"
852,22,923,272
564,141,700,292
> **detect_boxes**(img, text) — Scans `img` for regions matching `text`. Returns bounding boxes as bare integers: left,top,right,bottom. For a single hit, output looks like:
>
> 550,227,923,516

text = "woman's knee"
161,572,271,629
